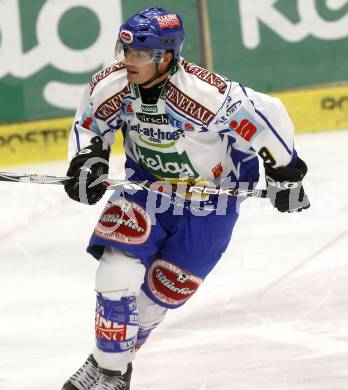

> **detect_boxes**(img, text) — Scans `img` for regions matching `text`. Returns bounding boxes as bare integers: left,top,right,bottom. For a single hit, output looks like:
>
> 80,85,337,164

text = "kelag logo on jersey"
134,144,199,179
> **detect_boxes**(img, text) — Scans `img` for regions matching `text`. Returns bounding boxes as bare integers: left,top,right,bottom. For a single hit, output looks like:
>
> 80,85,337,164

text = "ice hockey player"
62,7,310,390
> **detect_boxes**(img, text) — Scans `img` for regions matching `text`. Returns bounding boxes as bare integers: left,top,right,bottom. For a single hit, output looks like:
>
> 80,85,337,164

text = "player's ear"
159,51,173,72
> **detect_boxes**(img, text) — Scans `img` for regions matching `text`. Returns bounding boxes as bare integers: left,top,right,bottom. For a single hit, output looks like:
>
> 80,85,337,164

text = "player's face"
124,47,173,86
125,62,158,84
124,47,158,84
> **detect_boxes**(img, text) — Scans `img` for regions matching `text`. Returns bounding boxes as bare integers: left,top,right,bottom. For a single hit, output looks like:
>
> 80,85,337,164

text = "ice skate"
62,354,99,390
90,363,132,390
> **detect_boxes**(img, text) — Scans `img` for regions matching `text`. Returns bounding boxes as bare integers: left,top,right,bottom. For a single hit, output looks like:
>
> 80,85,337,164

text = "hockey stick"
0,171,268,199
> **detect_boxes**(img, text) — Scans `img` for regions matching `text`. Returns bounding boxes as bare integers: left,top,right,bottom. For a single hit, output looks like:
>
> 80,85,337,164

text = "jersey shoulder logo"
181,59,228,95
166,82,215,125
95,84,131,120
90,62,126,94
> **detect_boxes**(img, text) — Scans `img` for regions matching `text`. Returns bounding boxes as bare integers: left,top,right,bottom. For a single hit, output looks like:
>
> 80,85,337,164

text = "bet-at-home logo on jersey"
135,144,199,180
141,104,158,114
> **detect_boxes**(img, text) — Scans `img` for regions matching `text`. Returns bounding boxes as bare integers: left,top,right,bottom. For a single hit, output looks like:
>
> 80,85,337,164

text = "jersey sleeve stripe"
239,83,292,156
74,121,81,152
290,148,298,166
254,108,292,156
239,83,248,98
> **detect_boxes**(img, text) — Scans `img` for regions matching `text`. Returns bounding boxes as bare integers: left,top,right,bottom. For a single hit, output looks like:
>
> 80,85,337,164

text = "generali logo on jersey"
182,60,227,94
166,82,215,125
95,85,131,120
89,62,126,94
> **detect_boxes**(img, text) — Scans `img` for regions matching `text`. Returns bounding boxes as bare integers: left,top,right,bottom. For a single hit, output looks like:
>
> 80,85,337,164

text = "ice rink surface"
0,129,347,390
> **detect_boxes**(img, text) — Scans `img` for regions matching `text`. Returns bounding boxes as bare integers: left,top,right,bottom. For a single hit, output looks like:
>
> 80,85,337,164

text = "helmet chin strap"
139,63,168,88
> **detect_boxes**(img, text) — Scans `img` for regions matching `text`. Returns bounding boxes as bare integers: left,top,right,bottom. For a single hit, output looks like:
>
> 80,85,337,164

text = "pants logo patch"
94,199,151,245
147,259,203,306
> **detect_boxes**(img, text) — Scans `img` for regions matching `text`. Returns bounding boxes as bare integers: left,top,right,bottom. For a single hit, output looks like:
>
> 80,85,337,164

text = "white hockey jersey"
68,58,296,188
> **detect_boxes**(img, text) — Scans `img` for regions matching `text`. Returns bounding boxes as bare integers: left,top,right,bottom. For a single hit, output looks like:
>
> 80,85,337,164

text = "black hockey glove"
64,136,110,205
265,157,310,213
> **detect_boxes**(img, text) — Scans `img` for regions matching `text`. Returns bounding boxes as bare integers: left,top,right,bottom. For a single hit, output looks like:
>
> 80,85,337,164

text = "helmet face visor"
114,40,166,66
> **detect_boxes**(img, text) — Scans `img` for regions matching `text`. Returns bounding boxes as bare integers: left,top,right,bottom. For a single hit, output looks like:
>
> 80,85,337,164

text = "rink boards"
0,83,347,167
0,118,124,167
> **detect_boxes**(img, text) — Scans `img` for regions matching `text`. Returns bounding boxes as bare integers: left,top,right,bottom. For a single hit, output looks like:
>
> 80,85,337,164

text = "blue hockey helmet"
115,7,185,65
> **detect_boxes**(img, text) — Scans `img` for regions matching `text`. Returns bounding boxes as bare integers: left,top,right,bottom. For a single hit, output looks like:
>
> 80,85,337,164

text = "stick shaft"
0,171,268,198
